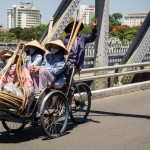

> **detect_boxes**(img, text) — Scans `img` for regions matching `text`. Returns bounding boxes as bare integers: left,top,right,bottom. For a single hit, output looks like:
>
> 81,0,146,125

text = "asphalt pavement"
0,89,150,150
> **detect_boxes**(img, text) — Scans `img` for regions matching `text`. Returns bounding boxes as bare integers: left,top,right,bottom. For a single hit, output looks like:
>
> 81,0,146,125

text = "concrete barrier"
91,80,150,100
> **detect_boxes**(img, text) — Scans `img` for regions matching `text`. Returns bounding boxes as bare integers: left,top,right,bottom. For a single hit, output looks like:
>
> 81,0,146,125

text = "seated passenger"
0,49,34,115
30,40,68,93
24,40,45,69
0,49,18,83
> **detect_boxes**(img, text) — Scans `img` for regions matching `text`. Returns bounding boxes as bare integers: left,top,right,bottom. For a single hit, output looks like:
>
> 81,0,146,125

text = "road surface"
0,89,150,150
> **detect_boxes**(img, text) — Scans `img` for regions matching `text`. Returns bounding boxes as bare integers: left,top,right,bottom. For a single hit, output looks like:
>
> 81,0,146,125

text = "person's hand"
17,41,25,46
29,66,41,74
91,19,98,29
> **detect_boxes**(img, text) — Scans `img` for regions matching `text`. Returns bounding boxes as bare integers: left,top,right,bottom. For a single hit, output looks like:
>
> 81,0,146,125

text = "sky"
0,0,150,28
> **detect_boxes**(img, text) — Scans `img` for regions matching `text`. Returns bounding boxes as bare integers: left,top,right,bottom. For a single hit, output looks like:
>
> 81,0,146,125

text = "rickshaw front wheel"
40,91,69,138
2,121,26,133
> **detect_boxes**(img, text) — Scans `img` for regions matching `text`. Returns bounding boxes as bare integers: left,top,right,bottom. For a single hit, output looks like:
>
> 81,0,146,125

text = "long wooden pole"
16,44,25,87
67,9,79,49
47,17,54,41
66,11,86,61
45,17,54,54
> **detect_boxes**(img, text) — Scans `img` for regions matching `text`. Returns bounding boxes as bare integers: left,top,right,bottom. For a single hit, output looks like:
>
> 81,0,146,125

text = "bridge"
0,0,150,148
0,0,150,101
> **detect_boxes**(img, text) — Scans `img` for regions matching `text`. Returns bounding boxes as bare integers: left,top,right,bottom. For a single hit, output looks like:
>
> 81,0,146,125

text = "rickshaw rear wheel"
2,121,26,133
40,91,69,138
70,83,91,124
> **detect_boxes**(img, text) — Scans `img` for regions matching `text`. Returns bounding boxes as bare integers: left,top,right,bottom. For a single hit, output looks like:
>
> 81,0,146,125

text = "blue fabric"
63,28,97,69
25,53,43,68
42,53,66,83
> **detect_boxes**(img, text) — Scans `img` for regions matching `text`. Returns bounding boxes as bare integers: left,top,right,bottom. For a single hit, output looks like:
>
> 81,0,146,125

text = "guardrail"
75,62,150,82
1,42,150,67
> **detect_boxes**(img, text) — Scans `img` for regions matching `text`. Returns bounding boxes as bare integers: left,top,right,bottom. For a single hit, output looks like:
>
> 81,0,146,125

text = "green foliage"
80,25,92,34
109,13,123,31
109,13,139,41
124,27,138,41
9,27,23,39
20,28,34,41
0,24,47,42
0,13,138,43
110,27,138,41
0,32,16,42
31,24,47,40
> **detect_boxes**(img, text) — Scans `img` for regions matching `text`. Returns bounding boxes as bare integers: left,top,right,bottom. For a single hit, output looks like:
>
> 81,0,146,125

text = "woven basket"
0,91,27,113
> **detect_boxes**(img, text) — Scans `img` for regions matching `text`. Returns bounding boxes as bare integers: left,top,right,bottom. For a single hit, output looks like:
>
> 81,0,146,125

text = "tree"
9,27,23,39
109,13,123,31
31,24,47,40
110,26,138,41
0,32,16,42
20,28,34,41
124,27,138,41
110,28,126,41
80,24,92,34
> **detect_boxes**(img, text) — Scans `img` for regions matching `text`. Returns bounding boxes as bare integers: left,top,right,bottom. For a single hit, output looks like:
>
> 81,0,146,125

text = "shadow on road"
0,118,96,143
0,126,45,143
90,110,150,120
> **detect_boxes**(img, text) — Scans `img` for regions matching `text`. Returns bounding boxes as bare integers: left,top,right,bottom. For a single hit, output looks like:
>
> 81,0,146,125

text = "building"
80,5,95,25
7,2,41,29
123,13,148,27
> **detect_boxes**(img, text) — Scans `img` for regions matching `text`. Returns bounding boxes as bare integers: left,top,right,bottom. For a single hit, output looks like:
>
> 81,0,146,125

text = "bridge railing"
0,42,150,67
75,62,150,87
84,42,150,67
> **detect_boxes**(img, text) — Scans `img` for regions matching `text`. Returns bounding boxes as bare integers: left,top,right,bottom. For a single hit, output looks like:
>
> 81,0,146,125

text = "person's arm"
31,54,43,66
47,60,66,76
76,47,85,70
26,54,43,68
85,20,98,44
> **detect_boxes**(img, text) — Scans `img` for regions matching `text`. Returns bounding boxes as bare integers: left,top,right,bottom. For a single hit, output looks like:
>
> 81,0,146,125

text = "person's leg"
32,68,54,93
25,88,35,115
54,77,66,89
38,68,54,91
32,71,40,93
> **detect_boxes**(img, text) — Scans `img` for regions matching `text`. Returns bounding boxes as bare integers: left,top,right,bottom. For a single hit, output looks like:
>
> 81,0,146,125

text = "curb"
91,81,150,100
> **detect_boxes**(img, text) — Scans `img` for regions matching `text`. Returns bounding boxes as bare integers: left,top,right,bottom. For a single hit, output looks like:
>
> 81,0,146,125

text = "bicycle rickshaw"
0,44,91,138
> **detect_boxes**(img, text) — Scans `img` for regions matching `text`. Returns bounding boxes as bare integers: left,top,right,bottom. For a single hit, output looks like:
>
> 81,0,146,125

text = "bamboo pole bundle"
15,44,28,112
67,9,79,49
16,44,25,87
66,11,86,61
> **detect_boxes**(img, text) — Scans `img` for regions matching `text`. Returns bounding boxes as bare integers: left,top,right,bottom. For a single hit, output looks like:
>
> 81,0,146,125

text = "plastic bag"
1,82,23,98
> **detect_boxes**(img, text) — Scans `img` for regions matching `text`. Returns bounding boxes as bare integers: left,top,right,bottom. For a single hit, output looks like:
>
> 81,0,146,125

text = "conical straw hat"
45,40,68,55
25,40,45,53
0,49,16,60
64,20,84,33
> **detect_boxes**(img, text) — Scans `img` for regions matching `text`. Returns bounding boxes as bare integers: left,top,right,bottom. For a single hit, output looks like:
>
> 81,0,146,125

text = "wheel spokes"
42,94,68,137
